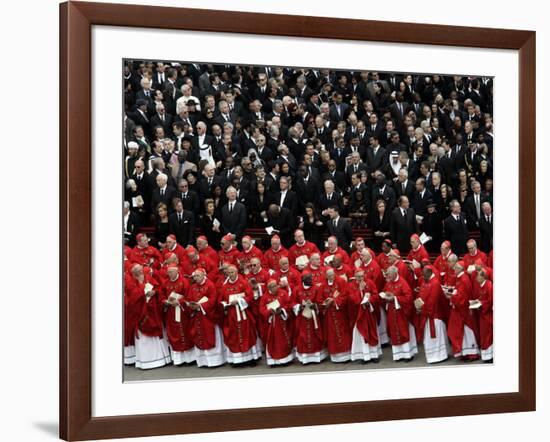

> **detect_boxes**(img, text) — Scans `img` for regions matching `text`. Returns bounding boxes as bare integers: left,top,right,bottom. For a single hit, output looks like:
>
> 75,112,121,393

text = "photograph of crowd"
123,61,494,379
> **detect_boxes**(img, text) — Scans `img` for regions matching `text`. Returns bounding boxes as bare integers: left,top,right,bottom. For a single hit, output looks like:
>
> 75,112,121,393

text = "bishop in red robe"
473,269,493,362
318,268,352,362
381,266,418,361
259,280,295,365
288,229,320,266
218,265,261,364
293,273,327,364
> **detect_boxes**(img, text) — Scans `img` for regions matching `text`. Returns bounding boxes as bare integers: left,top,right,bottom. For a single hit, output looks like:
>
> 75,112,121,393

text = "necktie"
475,194,480,218
402,183,406,193
178,213,182,223
160,188,164,196
182,193,187,200
333,219,337,228
229,203,233,213
403,209,407,218
208,178,212,186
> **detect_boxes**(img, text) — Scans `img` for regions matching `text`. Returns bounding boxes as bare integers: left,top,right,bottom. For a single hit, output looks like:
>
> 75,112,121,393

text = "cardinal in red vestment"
187,268,226,367
130,234,162,269
160,265,195,365
472,269,493,362
348,268,383,362
218,265,261,365
196,235,219,267
414,267,449,363
293,273,327,364
288,229,320,266
126,264,171,369
217,234,241,269
318,268,352,362
380,265,418,361
259,280,295,365
263,235,289,272
445,261,480,360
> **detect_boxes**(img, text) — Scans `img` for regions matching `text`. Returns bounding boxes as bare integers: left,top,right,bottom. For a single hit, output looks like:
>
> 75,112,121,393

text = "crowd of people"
123,61,494,370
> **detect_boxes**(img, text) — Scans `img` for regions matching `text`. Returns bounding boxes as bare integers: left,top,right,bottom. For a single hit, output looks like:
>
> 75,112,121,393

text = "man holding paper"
160,265,195,365
414,267,449,363
293,273,327,364
126,264,171,369
462,239,488,274
218,265,262,365
318,268,352,362
188,268,226,368
244,257,271,344
348,268,383,362
263,235,289,272
260,280,295,366
130,233,162,269
288,229,320,267
380,266,418,362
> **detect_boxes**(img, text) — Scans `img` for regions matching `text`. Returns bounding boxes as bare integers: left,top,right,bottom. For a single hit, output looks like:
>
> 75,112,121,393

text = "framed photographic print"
60,1,536,440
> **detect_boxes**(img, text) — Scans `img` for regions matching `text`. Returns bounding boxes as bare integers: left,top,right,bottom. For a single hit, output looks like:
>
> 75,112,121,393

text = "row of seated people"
124,230,493,369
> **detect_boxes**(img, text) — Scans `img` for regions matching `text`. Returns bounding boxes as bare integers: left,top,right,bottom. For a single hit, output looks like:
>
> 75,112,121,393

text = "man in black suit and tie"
464,180,487,229
330,136,348,171
329,92,349,123
150,173,176,213
372,173,396,212
150,103,173,138
272,176,299,216
318,180,343,222
198,164,222,200
365,136,387,176
394,169,415,201
390,196,418,253
168,199,195,247
443,200,469,256
411,177,433,218
130,99,153,139
478,201,493,253
175,179,200,218
220,186,247,241
295,166,320,210
327,206,353,253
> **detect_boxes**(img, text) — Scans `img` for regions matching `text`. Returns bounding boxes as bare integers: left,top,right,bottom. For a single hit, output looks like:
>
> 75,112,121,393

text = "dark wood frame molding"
60,1,536,440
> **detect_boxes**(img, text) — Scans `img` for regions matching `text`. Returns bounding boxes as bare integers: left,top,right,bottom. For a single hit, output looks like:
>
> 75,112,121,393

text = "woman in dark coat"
301,203,325,251
198,198,222,250
248,181,270,227
370,199,391,253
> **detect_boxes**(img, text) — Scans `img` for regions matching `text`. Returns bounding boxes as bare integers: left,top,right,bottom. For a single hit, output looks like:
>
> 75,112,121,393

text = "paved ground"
124,343,486,382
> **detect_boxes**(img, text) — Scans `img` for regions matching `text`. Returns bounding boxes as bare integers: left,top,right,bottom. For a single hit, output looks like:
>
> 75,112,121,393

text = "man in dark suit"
266,204,295,248
322,160,347,193
198,164,223,200
294,166,320,210
478,201,493,253
175,179,200,218
317,179,343,222
150,103,173,138
329,92,349,123
394,169,415,201
271,176,299,216
390,196,418,253
150,173,177,212
365,136,387,176
463,180,487,229
443,200,469,256
411,177,433,218
220,186,247,241
130,99,153,139
168,199,195,247
123,201,140,246
371,173,396,212
327,206,353,253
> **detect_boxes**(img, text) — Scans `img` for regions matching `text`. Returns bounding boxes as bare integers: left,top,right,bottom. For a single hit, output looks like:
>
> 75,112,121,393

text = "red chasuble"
415,275,445,340
433,251,452,279
199,246,219,268
293,284,324,355
288,241,320,266
305,265,326,287
273,267,302,293
357,258,385,291
161,244,188,267
263,246,289,272
474,279,493,351
218,276,258,354
321,247,351,265
447,272,479,353
160,274,193,352
217,246,241,268
187,278,218,350
462,250,488,269
259,289,294,360
244,268,271,341
407,244,430,265
382,276,414,345
238,245,265,270
348,278,380,346
130,245,162,269
318,278,352,355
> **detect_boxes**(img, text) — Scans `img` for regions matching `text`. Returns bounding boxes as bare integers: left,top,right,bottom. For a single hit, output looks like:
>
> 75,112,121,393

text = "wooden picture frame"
59,1,536,440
